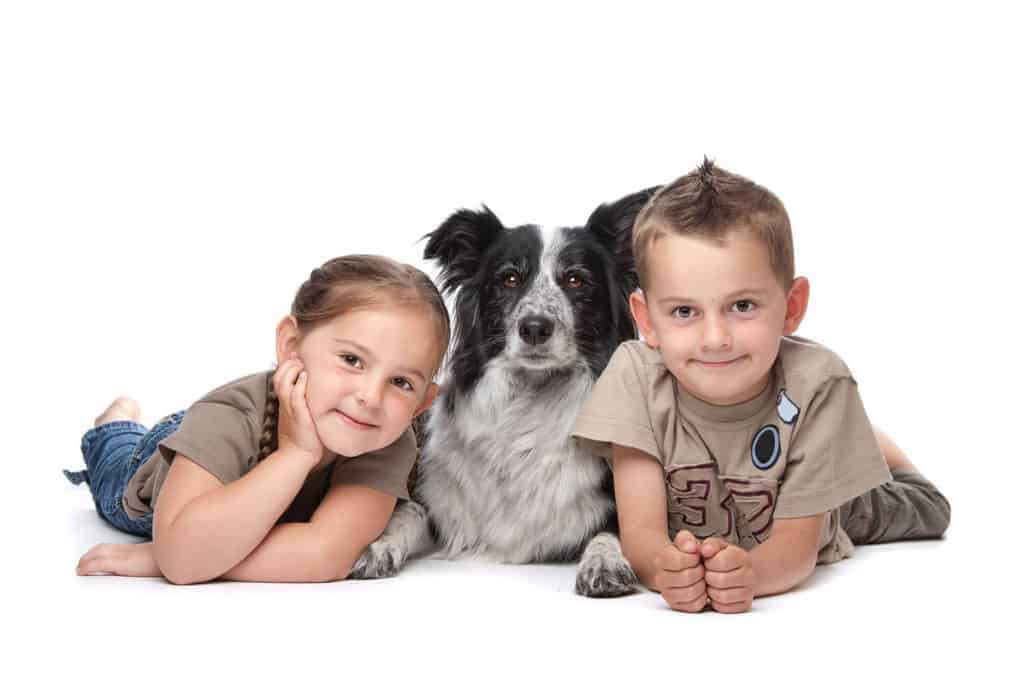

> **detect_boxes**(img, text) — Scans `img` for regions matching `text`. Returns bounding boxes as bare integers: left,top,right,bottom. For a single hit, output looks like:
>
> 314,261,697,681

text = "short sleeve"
157,402,257,484
330,427,417,500
775,377,892,518
572,343,662,463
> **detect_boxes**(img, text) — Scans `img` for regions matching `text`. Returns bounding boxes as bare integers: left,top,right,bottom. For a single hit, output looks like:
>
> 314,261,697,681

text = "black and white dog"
351,188,657,597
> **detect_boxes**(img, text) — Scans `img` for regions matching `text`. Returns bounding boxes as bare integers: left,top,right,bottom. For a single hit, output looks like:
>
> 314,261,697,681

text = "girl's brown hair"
257,255,450,458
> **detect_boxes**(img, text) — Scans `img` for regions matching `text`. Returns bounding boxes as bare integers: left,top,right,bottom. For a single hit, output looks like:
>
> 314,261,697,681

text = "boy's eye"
732,300,757,314
671,306,694,319
340,353,363,368
392,377,415,392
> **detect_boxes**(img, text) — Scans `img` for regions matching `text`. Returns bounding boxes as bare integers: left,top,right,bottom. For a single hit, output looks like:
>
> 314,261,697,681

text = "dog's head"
424,188,658,409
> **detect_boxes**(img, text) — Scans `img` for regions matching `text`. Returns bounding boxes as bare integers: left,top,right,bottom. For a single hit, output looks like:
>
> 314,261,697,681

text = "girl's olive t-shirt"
121,371,417,523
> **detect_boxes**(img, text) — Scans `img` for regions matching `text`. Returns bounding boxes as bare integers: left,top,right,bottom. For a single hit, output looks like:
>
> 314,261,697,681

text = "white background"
2,2,1020,681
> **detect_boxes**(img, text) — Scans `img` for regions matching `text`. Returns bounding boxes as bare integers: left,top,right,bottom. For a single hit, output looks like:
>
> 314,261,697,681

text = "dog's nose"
518,316,554,346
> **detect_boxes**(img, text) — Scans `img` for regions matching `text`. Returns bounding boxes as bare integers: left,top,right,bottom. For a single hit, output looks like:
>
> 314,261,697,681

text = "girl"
66,255,450,584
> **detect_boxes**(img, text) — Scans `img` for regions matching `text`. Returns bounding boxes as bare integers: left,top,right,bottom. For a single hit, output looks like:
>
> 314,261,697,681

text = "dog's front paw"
574,552,639,598
349,538,405,580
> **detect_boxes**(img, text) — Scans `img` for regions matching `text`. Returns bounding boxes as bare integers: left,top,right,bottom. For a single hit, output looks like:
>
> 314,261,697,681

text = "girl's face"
279,305,440,458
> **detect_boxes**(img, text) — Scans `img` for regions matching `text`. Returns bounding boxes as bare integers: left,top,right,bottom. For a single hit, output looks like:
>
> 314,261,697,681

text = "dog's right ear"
423,206,505,295
585,186,661,292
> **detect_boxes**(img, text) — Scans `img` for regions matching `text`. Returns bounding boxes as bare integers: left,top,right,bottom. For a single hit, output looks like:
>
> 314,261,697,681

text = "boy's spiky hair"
632,158,794,290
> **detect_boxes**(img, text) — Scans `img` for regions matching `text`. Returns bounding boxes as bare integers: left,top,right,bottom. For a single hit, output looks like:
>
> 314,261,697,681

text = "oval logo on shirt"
751,425,781,470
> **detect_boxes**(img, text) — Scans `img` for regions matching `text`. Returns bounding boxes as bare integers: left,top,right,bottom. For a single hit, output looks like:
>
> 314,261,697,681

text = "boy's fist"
701,537,755,613
653,530,707,612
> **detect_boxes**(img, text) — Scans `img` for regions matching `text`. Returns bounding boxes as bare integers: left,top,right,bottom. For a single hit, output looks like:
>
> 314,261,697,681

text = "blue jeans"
64,412,185,538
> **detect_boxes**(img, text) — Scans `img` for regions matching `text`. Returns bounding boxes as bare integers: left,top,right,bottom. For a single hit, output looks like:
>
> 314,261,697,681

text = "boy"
572,160,950,613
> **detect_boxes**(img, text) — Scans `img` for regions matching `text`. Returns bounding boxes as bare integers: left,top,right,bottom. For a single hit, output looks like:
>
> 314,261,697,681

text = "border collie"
351,188,657,597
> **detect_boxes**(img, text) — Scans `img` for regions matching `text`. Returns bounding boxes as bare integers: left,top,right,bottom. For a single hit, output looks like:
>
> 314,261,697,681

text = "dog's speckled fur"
350,189,657,596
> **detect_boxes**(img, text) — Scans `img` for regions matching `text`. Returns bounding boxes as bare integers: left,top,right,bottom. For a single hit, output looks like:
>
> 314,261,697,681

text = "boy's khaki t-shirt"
122,372,417,523
572,337,892,563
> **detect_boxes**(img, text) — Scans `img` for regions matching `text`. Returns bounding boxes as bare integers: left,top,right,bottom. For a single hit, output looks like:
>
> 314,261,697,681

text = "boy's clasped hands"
653,530,755,613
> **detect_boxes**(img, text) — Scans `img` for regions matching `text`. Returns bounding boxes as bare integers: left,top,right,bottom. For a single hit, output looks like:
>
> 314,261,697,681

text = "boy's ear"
422,206,506,295
275,315,301,365
783,277,810,336
629,290,660,348
414,382,439,418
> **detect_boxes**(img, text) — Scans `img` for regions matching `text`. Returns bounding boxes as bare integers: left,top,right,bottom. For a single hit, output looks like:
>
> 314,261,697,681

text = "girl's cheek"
391,394,419,417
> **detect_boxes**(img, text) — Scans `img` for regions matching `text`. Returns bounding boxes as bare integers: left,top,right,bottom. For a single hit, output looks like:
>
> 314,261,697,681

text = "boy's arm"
613,445,708,612
701,513,824,612
612,444,673,587
221,484,397,583
749,513,824,597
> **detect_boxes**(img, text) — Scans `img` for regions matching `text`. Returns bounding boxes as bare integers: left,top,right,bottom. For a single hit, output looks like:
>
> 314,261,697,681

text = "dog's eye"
501,272,521,288
565,272,585,289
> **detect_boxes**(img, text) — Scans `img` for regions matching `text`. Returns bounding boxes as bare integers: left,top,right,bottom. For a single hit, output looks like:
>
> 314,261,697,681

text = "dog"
350,188,657,597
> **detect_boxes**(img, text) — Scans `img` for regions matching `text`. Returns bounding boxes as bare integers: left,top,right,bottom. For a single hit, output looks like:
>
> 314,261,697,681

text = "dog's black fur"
427,190,650,414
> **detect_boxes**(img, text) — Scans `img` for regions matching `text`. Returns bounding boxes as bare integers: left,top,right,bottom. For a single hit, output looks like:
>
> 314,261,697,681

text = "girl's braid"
257,380,279,460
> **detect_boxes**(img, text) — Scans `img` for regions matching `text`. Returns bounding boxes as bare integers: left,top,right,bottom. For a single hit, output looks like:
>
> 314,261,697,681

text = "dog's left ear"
422,205,505,295
584,186,660,292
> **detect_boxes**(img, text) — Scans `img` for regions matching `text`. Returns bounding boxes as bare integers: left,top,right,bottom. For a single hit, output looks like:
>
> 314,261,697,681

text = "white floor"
4,481,1000,683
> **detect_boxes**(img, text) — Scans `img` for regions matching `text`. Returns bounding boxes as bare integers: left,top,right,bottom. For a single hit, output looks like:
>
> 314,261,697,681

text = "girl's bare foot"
94,397,141,426
873,426,916,471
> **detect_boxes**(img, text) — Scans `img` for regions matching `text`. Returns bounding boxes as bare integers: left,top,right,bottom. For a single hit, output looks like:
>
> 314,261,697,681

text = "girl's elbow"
164,570,205,586
159,557,214,585
323,566,352,583
316,545,361,583
311,560,350,583
154,539,212,585
159,557,210,585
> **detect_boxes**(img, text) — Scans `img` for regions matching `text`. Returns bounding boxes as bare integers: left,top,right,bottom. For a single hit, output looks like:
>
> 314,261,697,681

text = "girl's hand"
77,542,162,577
273,358,324,465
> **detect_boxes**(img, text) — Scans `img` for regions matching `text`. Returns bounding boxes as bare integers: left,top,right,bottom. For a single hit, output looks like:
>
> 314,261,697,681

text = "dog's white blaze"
538,224,565,276
502,227,577,367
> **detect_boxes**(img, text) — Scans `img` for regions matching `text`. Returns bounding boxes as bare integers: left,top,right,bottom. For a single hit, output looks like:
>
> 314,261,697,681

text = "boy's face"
630,231,808,406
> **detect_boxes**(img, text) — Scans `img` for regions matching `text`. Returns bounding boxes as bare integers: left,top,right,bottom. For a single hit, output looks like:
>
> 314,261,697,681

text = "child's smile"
334,409,378,430
692,356,747,368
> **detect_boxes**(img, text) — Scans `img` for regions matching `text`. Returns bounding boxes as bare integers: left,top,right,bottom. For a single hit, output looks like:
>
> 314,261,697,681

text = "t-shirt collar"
673,369,777,424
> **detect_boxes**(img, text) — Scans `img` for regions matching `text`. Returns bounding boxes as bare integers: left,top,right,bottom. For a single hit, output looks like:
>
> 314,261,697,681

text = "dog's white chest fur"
417,362,613,563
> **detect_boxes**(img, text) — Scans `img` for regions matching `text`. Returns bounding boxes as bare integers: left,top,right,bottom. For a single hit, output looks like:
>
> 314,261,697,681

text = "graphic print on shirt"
665,463,716,538
665,464,780,547
721,478,778,545
777,389,800,424
751,425,782,470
